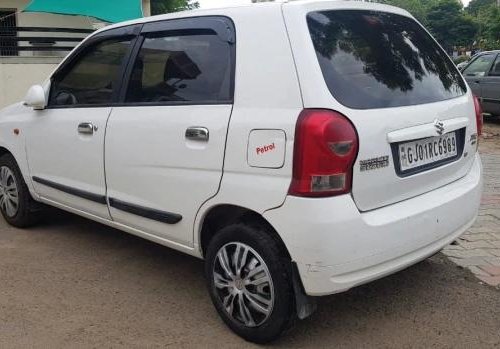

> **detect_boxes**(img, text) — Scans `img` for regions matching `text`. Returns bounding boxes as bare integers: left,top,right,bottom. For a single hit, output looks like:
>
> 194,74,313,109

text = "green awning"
23,0,143,23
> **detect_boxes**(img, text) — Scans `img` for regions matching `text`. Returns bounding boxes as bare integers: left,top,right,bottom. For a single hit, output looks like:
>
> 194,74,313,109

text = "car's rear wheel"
0,154,41,227
205,222,295,344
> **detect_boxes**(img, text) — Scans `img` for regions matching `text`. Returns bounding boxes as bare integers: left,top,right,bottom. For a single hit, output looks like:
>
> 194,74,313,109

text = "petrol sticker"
248,130,285,168
256,143,276,155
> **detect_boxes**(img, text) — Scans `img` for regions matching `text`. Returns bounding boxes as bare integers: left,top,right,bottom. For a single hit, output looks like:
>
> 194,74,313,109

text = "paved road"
443,117,500,286
0,121,499,348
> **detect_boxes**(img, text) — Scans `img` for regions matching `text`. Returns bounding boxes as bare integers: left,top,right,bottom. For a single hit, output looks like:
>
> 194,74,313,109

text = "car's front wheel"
205,222,295,344
0,154,41,227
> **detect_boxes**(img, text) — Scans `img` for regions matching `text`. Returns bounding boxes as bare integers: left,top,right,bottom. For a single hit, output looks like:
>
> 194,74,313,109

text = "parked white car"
0,0,483,343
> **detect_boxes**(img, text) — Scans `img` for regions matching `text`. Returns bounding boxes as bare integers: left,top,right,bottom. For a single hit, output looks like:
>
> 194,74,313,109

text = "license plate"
399,132,457,171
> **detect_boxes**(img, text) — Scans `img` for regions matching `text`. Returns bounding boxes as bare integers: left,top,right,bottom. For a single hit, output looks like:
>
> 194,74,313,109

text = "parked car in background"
462,50,500,116
0,0,483,343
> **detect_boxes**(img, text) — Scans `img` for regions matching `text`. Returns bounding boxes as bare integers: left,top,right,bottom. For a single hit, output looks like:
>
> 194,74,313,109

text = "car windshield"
307,10,467,109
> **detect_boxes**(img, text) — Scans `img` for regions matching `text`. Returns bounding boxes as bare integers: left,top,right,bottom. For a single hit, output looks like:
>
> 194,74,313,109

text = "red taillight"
289,109,359,197
473,95,483,137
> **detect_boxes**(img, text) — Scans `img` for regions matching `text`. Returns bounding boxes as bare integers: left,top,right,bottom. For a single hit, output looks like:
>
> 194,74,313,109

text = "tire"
0,154,41,228
205,222,295,344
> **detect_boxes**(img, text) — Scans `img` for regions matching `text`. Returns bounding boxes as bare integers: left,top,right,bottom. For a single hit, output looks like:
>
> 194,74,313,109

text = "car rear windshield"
307,10,467,109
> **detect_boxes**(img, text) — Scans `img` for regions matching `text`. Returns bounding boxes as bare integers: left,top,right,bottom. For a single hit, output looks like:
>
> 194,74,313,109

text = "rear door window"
307,10,467,109
126,31,233,104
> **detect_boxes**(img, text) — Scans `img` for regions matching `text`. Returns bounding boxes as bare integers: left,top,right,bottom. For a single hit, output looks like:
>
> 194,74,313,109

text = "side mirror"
24,85,46,110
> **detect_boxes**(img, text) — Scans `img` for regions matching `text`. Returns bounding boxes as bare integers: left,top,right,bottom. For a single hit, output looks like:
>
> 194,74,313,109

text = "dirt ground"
0,119,499,348
482,115,500,153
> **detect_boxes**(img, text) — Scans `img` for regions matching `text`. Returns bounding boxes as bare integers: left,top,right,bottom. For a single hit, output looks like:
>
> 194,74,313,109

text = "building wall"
143,0,151,16
0,57,59,108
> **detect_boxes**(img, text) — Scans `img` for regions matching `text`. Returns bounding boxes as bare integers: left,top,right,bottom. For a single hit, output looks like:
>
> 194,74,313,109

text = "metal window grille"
0,10,18,56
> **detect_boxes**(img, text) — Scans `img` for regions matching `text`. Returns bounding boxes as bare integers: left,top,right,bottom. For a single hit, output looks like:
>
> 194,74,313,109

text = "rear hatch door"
283,2,478,211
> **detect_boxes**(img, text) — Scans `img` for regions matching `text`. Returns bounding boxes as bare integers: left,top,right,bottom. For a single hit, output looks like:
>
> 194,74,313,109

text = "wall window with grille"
0,10,18,56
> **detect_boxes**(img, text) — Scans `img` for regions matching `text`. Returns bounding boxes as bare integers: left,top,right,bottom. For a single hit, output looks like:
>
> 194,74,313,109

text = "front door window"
49,39,131,107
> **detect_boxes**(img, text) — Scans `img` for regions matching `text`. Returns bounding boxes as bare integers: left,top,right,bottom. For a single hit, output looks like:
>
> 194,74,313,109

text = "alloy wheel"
0,166,19,218
213,242,275,327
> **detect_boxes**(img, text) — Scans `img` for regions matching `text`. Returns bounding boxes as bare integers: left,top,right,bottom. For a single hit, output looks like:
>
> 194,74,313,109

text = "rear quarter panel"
193,4,303,251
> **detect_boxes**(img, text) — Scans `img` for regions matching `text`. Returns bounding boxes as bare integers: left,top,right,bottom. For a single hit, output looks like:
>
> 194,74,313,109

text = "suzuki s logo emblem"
434,119,445,136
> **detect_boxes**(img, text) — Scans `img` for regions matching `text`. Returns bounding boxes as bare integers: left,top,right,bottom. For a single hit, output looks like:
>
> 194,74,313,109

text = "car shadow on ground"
22,207,499,348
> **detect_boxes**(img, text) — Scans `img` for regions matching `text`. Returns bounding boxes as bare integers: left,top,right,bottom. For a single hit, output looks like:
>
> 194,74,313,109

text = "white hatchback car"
0,0,483,343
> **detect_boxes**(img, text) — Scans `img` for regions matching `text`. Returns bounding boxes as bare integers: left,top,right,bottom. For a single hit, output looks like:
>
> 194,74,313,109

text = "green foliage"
466,0,495,15
426,0,477,50
476,4,500,50
378,0,430,23
378,0,499,51
453,55,470,64
450,14,478,47
151,0,199,15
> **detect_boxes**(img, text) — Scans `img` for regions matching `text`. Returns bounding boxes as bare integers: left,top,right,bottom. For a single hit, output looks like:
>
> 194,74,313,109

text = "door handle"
78,122,97,135
185,127,209,142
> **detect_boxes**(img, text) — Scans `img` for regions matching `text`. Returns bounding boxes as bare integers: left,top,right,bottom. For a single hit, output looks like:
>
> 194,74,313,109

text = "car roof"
93,1,276,34
479,50,500,54
93,0,413,36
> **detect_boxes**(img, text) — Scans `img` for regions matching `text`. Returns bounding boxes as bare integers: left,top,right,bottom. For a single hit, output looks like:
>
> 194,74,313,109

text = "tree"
476,4,500,49
151,0,199,15
466,0,495,15
379,0,428,23
377,0,438,24
380,0,478,51
449,13,478,47
426,0,477,51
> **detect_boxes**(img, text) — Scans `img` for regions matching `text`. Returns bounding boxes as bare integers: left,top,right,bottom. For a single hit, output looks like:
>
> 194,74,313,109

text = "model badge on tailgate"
360,156,390,172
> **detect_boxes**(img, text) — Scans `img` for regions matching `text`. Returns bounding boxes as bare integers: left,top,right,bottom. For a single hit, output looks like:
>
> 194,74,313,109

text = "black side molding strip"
32,176,107,205
109,198,182,224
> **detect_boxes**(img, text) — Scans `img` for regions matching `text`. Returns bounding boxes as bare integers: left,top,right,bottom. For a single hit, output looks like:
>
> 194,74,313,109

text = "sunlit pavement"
443,117,500,287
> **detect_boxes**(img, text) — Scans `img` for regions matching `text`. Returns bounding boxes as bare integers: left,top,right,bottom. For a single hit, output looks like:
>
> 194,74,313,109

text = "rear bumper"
264,153,483,296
